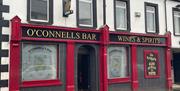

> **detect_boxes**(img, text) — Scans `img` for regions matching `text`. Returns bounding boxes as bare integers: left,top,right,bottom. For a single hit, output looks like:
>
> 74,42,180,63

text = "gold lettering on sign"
27,29,35,37
25,28,97,41
61,32,66,38
137,37,141,42
142,37,161,44
36,29,42,37
66,32,71,39
42,30,49,37
118,36,123,41
49,31,55,37
55,31,61,38
117,35,161,44
92,34,96,40
87,33,92,40
82,33,86,40
75,32,80,39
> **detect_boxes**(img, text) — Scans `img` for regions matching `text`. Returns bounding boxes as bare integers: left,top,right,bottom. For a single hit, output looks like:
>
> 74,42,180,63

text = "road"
174,89,180,91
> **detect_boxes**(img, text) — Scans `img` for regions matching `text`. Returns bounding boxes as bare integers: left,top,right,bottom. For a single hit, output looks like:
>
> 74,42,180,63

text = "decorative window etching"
22,44,57,81
108,46,127,78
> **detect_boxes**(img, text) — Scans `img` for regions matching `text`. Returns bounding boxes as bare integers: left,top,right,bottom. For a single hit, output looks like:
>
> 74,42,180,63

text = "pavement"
173,84,180,91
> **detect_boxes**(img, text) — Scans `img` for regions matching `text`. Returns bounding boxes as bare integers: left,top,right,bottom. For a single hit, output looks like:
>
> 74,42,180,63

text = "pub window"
77,0,97,28
22,43,58,81
114,0,130,31
173,8,180,35
27,0,53,24
145,2,159,33
107,46,129,78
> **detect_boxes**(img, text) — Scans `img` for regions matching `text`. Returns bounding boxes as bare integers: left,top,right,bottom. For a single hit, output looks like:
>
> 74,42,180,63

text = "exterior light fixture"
63,0,73,17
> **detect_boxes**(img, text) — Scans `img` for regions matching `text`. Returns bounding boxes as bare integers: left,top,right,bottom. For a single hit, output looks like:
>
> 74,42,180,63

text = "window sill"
78,25,97,29
27,20,53,25
114,28,131,32
146,31,159,34
108,77,131,84
21,79,62,88
116,28,128,31
174,33,180,36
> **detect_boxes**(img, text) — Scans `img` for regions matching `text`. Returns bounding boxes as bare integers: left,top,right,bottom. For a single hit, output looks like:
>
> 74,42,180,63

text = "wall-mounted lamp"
63,0,73,17
135,12,141,17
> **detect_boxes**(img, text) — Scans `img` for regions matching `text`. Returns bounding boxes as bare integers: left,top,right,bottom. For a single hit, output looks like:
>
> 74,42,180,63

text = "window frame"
76,0,97,28
107,45,131,84
21,43,61,87
144,2,159,34
27,0,53,25
172,8,180,36
114,0,130,32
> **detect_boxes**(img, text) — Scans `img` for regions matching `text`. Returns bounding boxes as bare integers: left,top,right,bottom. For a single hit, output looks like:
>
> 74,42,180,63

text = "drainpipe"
164,0,168,32
103,0,106,25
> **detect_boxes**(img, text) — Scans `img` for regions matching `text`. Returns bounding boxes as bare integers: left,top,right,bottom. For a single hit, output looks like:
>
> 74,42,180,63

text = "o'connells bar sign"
22,27,100,41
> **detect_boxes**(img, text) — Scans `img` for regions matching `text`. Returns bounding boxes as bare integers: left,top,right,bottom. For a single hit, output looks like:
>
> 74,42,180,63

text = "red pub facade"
9,16,172,91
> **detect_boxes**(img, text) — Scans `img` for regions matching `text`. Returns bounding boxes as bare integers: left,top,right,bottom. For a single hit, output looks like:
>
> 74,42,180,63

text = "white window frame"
146,6,156,33
107,46,128,79
78,0,94,27
30,0,49,22
115,1,127,30
174,11,180,35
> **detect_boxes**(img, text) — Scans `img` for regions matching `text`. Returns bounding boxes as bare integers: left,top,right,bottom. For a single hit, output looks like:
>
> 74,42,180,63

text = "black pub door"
77,45,98,91
78,53,90,91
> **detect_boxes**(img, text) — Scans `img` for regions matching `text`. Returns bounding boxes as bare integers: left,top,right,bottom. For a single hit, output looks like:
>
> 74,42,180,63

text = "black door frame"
75,44,100,91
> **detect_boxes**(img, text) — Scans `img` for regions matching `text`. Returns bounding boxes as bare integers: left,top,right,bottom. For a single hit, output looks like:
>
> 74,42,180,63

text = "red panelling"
10,16,21,91
66,41,75,91
21,80,62,88
131,45,139,91
100,25,109,91
165,32,172,90
108,77,131,84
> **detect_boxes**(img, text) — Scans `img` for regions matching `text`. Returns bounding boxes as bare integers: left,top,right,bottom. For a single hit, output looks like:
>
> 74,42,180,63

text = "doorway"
173,53,180,84
77,45,99,91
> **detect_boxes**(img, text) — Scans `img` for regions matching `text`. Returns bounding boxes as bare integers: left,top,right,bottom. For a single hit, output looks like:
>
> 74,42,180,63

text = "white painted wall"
105,0,114,30
3,0,104,28
3,0,180,53
130,0,146,33
2,0,180,54
166,0,180,48
106,0,167,34
4,0,168,33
